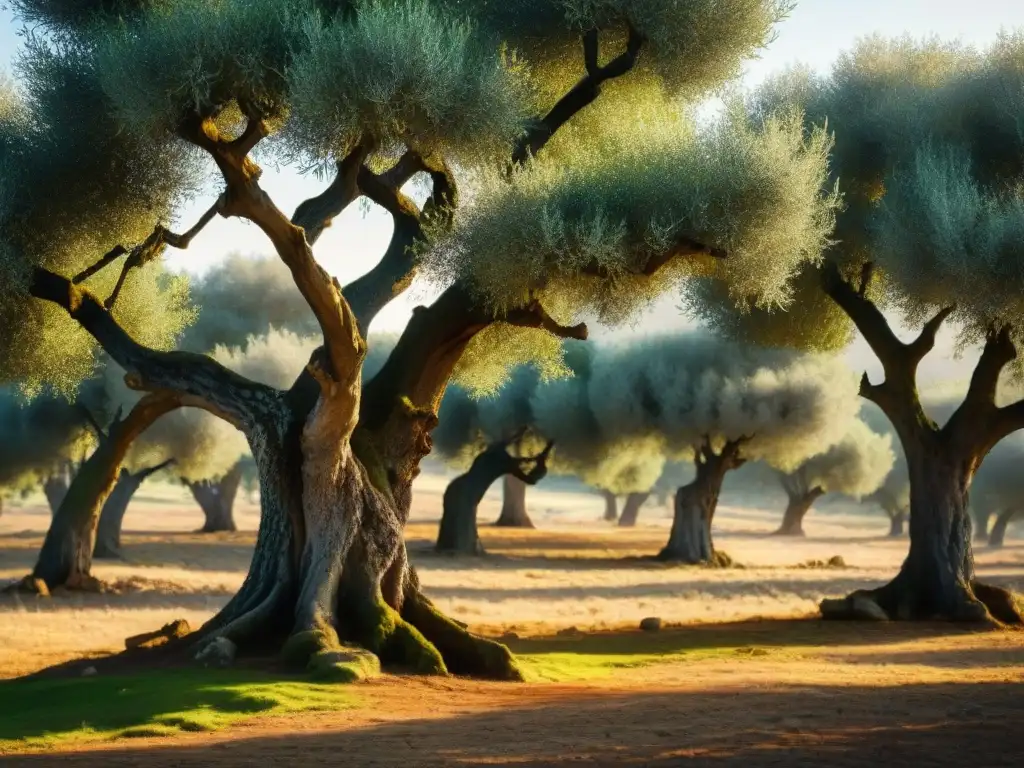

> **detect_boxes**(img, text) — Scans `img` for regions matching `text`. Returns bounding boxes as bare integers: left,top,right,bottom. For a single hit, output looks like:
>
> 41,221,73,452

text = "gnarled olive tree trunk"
617,492,650,527
436,435,552,554
657,437,746,564
773,471,824,537
32,397,179,588
187,462,243,533
94,459,174,559
494,475,535,528
820,264,1023,623
988,508,1019,548
600,489,618,522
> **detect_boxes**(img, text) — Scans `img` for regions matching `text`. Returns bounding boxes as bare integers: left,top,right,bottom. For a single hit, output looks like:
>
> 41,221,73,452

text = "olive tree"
971,434,1024,547
773,418,893,536
550,333,860,563
0,0,837,677
688,36,1024,622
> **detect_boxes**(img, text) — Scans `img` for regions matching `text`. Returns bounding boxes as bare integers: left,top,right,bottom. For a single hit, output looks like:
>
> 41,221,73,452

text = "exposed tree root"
820,576,1024,625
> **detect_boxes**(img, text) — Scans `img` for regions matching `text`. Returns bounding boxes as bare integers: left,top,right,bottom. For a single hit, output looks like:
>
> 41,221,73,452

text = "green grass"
0,668,359,753
506,620,843,682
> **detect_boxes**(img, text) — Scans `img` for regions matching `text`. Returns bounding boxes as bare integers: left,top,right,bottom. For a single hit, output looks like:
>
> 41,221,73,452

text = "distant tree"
0,0,836,675
971,434,1024,547
688,37,1024,621
554,334,861,563
773,419,893,536
93,459,174,559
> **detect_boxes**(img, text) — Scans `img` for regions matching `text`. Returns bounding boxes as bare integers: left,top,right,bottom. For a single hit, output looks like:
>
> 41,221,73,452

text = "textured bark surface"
617,492,650,528
988,509,1019,548
94,460,174,559
820,262,1024,625
437,438,552,554
600,490,618,522
658,438,745,564
494,475,535,528
32,397,180,588
188,462,243,533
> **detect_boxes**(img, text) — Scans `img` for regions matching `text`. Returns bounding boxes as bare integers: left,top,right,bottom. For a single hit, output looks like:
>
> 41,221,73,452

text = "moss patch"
0,668,359,753
505,620,842,682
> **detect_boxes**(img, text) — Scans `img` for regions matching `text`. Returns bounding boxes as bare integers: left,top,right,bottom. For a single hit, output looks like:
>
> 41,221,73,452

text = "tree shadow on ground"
1,680,1020,767
503,619,999,656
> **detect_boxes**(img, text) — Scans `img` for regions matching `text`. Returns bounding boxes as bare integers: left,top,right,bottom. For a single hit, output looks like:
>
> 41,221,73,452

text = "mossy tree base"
820,575,1024,625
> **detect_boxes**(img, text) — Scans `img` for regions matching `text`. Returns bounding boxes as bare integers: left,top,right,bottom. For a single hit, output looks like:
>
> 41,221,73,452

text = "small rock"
827,555,847,568
556,626,581,637
500,631,520,641
81,666,97,677
639,617,662,632
195,637,237,668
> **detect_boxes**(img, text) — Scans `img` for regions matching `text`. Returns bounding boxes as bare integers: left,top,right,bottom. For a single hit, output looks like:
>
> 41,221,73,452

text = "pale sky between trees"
3,0,1023,385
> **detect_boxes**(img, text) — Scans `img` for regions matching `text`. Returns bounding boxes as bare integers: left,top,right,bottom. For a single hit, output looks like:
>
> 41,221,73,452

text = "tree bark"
657,437,746,564
494,475,535,528
436,437,552,554
618,492,650,527
988,508,1019,548
600,489,618,522
94,459,174,559
42,468,71,517
774,487,825,536
188,462,243,533
32,397,180,588
819,262,1023,624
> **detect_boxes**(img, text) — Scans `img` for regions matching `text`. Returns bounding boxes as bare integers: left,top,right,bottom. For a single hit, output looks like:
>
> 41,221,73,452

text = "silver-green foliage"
288,0,534,166
790,418,893,499
584,332,861,471
0,40,198,395
426,99,839,326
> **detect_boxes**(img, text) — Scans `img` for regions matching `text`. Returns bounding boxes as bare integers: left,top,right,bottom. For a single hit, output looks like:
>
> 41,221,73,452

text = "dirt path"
3,649,1022,767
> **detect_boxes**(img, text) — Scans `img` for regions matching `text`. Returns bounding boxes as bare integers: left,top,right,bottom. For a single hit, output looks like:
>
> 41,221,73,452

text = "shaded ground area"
1,479,1022,763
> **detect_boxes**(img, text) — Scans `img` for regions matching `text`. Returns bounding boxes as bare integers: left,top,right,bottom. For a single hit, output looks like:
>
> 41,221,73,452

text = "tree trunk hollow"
618,492,650,528
494,475,534,528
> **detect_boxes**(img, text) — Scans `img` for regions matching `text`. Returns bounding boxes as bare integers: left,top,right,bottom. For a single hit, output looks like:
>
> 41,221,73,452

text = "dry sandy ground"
1,476,1023,765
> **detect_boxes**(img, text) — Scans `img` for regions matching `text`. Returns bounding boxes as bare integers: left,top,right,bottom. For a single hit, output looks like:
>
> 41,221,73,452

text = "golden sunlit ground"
1,475,1022,765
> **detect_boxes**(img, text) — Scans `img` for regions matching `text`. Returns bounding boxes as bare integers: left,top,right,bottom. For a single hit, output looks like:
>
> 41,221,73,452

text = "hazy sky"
2,0,1022,383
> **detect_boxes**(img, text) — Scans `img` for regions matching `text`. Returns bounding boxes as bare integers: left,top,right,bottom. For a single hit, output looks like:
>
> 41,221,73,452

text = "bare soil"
2,476,1022,765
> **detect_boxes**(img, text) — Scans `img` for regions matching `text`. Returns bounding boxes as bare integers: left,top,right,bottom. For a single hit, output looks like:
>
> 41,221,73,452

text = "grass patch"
0,667,359,753
505,620,864,682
